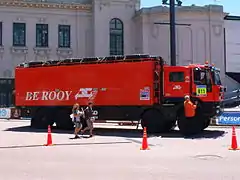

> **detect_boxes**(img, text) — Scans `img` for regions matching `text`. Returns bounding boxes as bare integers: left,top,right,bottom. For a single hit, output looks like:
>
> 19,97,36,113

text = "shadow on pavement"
149,129,227,139
4,125,227,139
0,141,131,149
4,125,142,138
184,129,227,139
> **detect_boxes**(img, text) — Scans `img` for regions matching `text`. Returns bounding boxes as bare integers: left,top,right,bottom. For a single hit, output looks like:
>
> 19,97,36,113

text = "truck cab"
163,61,223,117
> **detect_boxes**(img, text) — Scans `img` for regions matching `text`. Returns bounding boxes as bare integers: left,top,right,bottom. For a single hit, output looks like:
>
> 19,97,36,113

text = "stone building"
0,0,226,84
224,15,240,92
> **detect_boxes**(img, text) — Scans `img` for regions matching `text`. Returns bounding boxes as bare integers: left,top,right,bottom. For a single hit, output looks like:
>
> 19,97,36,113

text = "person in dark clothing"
81,102,94,137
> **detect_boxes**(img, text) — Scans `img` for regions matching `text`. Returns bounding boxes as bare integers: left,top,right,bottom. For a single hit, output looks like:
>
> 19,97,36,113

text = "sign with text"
0,108,11,119
25,90,72,101
216,111,240,125
196,85,207,96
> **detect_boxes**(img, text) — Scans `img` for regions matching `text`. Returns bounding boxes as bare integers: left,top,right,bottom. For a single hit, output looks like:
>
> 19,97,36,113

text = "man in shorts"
81,102,94,138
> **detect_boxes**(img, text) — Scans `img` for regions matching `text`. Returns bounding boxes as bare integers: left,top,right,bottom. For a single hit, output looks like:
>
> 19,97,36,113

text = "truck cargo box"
15,61,156,107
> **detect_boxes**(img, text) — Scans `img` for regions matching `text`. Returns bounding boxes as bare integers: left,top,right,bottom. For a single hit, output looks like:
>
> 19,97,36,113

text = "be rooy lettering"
25,91,72,101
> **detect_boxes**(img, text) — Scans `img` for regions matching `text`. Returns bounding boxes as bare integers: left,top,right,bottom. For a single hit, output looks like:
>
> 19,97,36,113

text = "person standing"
81,102,94,138
72,103,84,139
184,95,198,118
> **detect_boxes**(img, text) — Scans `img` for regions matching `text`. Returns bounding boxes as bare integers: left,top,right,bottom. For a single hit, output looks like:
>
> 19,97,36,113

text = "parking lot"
0,119,240,180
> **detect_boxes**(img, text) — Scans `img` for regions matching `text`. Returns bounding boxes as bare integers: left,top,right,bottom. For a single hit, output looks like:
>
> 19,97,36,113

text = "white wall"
92,0,138,57
225,18,240,73
0,5,91,77
134,5,226,82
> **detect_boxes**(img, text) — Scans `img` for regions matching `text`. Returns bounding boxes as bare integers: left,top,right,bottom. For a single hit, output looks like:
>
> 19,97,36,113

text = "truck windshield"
193,68,212,85
212,69,222,85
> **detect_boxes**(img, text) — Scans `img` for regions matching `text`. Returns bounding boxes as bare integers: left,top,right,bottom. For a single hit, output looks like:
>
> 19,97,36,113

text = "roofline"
135,4,224,16
224,15,240,21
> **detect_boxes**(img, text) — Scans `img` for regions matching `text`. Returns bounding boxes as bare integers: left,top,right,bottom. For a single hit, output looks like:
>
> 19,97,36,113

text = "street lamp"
162,0,182,66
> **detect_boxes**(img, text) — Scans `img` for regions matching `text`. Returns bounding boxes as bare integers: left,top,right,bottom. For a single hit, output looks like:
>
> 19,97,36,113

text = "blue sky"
141,0,240,15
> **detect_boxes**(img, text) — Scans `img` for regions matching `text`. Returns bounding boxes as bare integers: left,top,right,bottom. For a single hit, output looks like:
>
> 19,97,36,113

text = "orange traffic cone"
229,126,240,150
140,127,150,150
44,125,54,146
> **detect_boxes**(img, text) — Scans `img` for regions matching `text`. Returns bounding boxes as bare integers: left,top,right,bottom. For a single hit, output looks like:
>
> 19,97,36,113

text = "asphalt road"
0,120,239,180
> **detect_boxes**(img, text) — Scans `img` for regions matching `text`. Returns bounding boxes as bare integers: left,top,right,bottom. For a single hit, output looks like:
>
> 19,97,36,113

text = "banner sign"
0,108,11,119
216,111,240,125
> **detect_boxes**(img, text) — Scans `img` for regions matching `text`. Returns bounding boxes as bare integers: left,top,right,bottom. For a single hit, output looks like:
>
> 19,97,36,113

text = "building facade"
223,15,240,94
134,5,225,81
224,15,240,74
0,0,226,84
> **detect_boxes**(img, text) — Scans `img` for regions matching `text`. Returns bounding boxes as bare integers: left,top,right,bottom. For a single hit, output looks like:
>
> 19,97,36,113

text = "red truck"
15,54,224,135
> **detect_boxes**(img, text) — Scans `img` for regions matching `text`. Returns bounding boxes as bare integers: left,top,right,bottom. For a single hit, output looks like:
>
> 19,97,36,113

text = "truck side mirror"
224,87,227,92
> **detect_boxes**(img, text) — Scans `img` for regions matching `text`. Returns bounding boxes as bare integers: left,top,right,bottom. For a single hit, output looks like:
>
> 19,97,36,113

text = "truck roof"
16,54,166,69
16,54,216,71
187,63,220,71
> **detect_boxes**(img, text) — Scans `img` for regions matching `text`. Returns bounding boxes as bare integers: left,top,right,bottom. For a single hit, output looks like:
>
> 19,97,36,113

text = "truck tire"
55,108,74,130
177,112,203,136
202,116,211,130
31,108,54,129
165,120,177,131
141,108,174,134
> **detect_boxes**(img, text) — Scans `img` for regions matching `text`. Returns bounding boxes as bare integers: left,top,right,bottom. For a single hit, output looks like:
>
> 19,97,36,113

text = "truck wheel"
177,113,189,135
202,117,211,130
55,108,74,130
141,108,173,134
177,112,202,136
165,120,177,131
31,108,54,129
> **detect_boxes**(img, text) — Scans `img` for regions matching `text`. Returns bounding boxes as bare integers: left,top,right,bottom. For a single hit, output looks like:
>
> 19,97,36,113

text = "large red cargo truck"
15,54,224,135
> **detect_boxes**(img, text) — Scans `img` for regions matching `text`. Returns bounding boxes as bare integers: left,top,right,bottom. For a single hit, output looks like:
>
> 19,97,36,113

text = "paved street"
0,120,239,180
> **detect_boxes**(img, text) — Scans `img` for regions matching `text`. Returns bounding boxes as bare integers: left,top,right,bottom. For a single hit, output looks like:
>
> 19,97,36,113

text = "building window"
58,25,70,48
13,23,26,47
169,72,184,82
36,24,48,47
109,18,124,56
0,22,2,46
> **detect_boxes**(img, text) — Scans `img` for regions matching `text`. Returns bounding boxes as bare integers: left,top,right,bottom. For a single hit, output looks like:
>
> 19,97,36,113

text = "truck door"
192,67,213,100
163,67,191,98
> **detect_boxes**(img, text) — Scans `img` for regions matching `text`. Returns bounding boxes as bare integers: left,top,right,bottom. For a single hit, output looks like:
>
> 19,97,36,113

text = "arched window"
109,18,124,56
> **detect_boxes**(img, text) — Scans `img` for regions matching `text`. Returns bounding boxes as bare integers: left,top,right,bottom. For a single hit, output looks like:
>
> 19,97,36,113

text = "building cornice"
135,4,224,17
0,0,92,11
